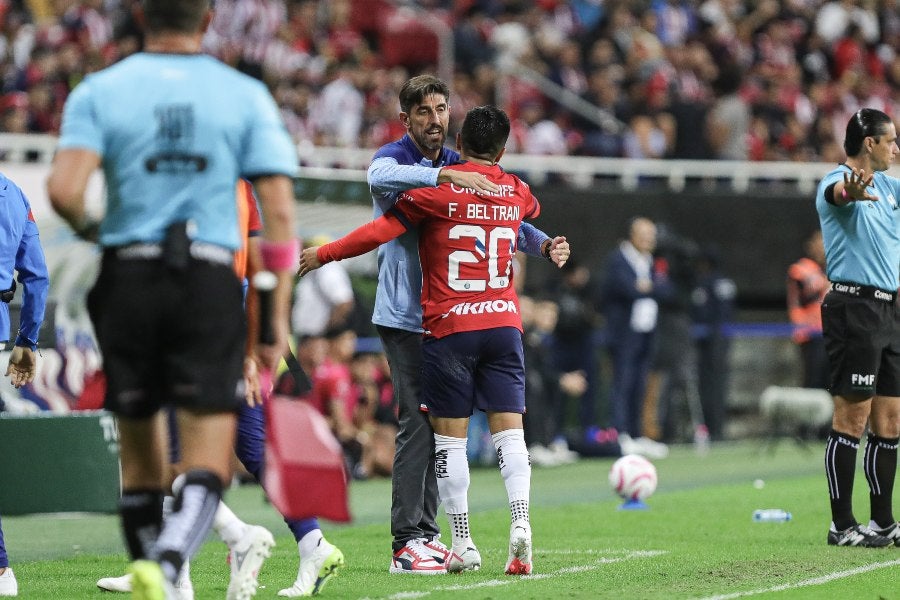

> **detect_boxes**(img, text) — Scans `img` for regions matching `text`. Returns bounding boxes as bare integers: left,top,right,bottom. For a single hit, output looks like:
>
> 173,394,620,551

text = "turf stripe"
373,550,668,600
697,558,900,600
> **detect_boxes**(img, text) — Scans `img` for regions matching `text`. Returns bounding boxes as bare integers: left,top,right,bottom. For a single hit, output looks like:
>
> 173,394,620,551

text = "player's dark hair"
141,0,211,35
459,105,510,161
844,108,893,156
398,75,451,114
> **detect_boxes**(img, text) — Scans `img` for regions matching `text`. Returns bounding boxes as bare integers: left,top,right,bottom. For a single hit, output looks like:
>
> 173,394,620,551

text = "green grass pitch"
4,440,899,598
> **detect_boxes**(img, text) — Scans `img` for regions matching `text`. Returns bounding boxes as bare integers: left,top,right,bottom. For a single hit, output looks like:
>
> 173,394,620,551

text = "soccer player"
817,108,900,547
234,182,345,598
0,170,50,599
301,105,553,574
46,2,299,598
366,74,568,575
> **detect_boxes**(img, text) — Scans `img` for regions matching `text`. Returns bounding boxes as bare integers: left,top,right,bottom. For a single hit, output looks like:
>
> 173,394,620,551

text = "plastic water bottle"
752,509,792,522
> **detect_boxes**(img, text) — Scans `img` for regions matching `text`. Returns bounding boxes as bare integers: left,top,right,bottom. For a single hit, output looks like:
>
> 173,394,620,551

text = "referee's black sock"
825,429,860,530
863,434,899,528
119,488,164,560
154,469,223,583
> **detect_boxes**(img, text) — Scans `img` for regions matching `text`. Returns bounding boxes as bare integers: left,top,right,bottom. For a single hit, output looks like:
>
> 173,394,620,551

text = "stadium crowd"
0,0,898,162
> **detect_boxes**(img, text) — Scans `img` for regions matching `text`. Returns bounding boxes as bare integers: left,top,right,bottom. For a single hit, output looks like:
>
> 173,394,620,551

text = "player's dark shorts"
421,326,525,418
87,249,246,418
821,284,900,398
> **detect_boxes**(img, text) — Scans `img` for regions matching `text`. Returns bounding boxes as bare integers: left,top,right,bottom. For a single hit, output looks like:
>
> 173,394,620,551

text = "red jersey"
394,162,540,338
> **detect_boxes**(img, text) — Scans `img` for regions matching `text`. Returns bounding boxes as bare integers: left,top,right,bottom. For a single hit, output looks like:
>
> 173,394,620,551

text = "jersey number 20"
448,225,516,292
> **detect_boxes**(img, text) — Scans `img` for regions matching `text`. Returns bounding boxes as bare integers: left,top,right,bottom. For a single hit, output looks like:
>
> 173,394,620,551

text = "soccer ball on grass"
609,454,657,504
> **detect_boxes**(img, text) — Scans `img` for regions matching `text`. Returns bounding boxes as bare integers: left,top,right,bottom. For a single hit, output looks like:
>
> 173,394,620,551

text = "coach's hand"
438,168,501,195
6,346,36,388
548,236,570,268
297,246,323,277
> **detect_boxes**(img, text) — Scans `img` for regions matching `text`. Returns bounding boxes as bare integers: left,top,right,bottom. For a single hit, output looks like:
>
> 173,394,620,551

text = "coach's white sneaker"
421,536,450,564
227,525,275,600
0,568,17,596
97,572,132,593
447,541,481,573
390,539,446,574
278,538,345,596
505,520,533,575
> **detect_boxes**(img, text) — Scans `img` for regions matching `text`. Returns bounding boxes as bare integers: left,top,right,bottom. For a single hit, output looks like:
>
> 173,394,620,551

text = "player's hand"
548,236,570,268
297,246,322,277
243,355,263,407
441,169,501,195
6,346,36,388
843,168,878,202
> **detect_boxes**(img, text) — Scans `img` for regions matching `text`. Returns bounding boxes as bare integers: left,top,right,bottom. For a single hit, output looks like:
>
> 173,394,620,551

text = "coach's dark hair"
141,0,211,34
460,105,510,161
844,108,893,156
398,75,451,114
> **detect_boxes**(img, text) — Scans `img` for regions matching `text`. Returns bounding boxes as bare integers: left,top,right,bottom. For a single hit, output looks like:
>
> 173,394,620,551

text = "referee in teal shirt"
817,108,900,548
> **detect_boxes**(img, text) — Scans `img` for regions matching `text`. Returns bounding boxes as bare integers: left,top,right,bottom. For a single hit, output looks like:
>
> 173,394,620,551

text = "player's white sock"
212,500,248,548
434,434,471,546
298,528,324,561
492,428,531,522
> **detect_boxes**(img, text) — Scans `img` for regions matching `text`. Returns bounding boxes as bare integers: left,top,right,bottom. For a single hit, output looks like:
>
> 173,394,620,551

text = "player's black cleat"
827,523,893,547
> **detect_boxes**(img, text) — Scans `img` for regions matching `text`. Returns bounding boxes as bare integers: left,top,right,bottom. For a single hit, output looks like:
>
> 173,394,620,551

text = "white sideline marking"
364,549,668,600
697,558,900,600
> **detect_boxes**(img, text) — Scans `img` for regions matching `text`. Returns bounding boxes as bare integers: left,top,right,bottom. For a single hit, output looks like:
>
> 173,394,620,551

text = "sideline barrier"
0,410,120,514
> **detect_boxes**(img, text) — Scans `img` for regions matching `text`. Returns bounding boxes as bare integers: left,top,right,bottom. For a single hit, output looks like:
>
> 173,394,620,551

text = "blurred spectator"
309,61,366,147
349,346,395,478
520,294,583,466
0,91,29,134
690,243,736,441
291,235,355,339
644,224,702,444
706,63,750,160
308,327,370,479
622,111,674,159
273,333,328,400
548,258,603,441
787,229,830,389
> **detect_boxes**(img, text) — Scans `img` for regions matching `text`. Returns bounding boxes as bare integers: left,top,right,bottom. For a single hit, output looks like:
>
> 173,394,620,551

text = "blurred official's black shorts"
822,287,900,398
88,252,246,418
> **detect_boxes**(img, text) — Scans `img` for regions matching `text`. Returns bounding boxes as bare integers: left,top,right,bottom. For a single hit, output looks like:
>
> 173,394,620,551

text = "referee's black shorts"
821,287,900,398
87,252,246,419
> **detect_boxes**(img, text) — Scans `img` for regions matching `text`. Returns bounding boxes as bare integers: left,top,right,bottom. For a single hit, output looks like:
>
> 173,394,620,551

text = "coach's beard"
415,127,445,154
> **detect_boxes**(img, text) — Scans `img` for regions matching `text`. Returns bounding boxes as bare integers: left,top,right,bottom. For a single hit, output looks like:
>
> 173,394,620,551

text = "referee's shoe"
869,521,900,547
827,523,893,547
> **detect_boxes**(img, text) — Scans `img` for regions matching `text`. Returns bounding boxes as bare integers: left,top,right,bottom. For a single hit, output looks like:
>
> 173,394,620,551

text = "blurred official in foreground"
46,0,298,597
